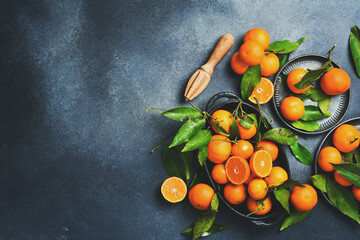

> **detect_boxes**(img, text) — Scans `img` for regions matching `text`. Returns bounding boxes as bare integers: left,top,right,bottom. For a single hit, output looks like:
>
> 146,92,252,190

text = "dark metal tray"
273,54,350,134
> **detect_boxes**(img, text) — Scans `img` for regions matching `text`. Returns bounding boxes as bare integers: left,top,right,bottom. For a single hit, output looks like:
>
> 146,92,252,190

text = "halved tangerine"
248,77,274,104
225,156,250,185
249,150,272,177
161,177,187,203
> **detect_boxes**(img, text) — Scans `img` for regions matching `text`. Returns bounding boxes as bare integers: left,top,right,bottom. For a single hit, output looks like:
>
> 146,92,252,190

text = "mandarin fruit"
231,52,249,75
161,177,187,203
318,146,342,172
249,150,272,177
332,124,360,153
188,183,214,210
243,28,271,50
247,196,272,215
320,68,351,95
260,54,279,76
257,140,278,161
287,68,310,94
334,170,353,187
248,178,268,200
264,166,288,186
290,184,318,212
211,164,229,185
207,135,232,164
248,77,274,104
210,109,234,134
236,119,257,140
239,40,265,66
225,156,251,185
231,140,254,159
223,183,247,205
352,185,360,202
280,96,305,121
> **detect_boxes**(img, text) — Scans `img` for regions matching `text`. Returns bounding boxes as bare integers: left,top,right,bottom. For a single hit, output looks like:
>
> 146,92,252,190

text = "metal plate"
205,92,290,226
314,117,360,212
273,54,350,134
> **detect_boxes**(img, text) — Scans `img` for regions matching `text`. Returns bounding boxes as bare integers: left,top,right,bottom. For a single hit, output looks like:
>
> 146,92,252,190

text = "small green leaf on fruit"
241,65,262,100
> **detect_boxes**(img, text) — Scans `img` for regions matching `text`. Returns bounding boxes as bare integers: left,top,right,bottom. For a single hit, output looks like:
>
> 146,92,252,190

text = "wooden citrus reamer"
184,33,234,101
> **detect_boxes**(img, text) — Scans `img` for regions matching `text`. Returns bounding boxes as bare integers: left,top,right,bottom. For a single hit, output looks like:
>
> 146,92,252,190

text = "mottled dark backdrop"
1,0,359,239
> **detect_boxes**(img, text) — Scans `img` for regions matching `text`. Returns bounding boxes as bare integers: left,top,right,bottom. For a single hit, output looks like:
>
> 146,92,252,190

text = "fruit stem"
150,128,179,153
350,137,359,144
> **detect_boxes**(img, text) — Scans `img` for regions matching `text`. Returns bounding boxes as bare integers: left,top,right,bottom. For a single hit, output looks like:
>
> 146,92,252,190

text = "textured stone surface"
1,0,360,239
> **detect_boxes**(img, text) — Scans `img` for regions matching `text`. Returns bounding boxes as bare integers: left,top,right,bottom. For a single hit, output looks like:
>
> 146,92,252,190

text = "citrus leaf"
241,65,261,100
161,107,203,121
170,118,206,148
273,187,290,214
211,194,219,212
326,178,360,223
318,97,332,115
267,37,307,54
300,105,331,121
248,113,258,129
332,163,360,187
198,146,208,167
344,151,355,163
294,87,328,101
294,60,332,90
174,144,193,180
290,120,319,132
354,151,360,164
182,130,212,152
278,53,290,70
277,179,305,189
193,211,216,240
237,115,254,128
182,223,231,237
311,174,328,193
161,144,186,180
280,210,311,231
289,142,314,166
212,120,230,137
229,118,241,140
262,128,298,145
350,25,360,78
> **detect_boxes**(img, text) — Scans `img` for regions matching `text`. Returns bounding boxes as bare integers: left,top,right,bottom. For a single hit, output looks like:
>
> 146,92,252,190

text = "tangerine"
225,156,251,185
320,68,351,95
248,77,274,104
231,140,254,159
317,146,342,172
207,135,232,164
280,96,305,121
264,166,288,186
211,164,229,185
248,178,268,200
332,124,360,153
239,40,265,66
290,184,318,212
260,54,279,76
334,170,353,187
257,140,278,161
161,177,187,203
249,150,272,177
210,110,234,134
231,52,249,75
352,185,360,202
287,68,310,94
247,196,272,215
243,28,271,50
236,119,257,140
188,183,214,210
223,183,247,205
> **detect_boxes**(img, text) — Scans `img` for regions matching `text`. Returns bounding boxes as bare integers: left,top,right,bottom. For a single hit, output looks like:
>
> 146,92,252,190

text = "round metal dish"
273,54,350,134
314,117,360,211
205,92,290,226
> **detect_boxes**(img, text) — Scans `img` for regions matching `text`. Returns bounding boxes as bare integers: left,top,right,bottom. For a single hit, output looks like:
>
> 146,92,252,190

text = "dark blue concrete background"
1,0,360,239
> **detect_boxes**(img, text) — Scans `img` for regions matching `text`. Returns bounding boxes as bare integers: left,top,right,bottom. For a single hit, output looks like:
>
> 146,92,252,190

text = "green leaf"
211,194,219,212
280,210,311,231
175,144,193,180
311,174,328,193
193,212,216,240
332,163,360,187
318,97,332,114
241,65,261,100
326,178,360,223
229,118,241,140
354,151,360,164
170,118,206,148
248,113,259,129
273,187,290,214
289,142,314,165
300,105,331,121
278,53,290,70
280,72,288,89
350,25,360,78
277,179,305,189
198,146,208,167
295,87,328,101
294,60,332,90
182,223,231,237
237,115,254,128
161,144,186,180
212,120,230,137
262,128,298,145
290,120,320,132
267,37,307,54
161,107,203,121
182,130,212,152
344,152,354,163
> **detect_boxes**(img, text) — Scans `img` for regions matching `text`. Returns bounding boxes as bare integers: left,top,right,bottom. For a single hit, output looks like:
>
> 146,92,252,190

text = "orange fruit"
239,40,265,66
243,28,271,50
161,177,187,203
290,184,318,212
248,178,268,200
223,183,247,205
244,172,256,185
211,164,229,184
260,54,279,76
236,119,257,140
334,170,353,187
264,166,288,186
210,109,234,134
225,156,251,185
280,96,305,121
231,140,254,159
188,183,215,210
352,185,360,202
287,68,310,94
207,135,232,164
320,68,351,95
247,196,272,215
332,124,360,153
248,77,274,104
318,146,342,172
249,150,272,177
257,140,278,161
231,52,249,75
